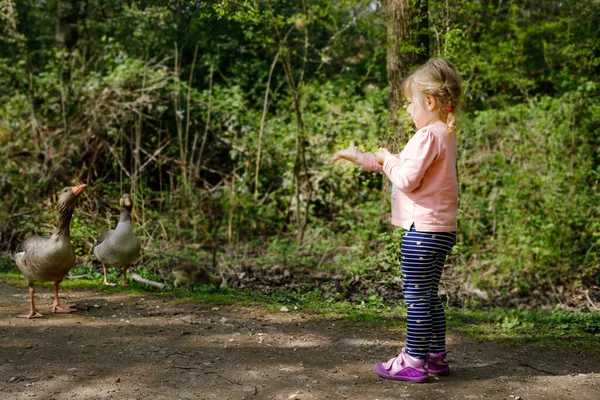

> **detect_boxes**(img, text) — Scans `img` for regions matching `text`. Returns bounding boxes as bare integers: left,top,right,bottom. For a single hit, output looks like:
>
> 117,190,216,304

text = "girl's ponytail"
446,109,458,135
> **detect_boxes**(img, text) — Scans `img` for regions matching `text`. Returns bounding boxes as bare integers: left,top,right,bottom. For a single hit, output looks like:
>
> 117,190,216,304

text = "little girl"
329,58,462,383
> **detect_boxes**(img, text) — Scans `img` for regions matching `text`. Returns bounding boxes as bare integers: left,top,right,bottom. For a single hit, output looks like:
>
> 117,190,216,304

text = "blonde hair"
402,58,462,134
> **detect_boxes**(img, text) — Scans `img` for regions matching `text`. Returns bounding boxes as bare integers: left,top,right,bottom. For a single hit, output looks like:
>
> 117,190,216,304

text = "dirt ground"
1,280,599,400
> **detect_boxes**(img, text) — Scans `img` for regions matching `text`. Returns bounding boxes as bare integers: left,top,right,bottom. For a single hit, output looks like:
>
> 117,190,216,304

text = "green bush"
458,83,600,290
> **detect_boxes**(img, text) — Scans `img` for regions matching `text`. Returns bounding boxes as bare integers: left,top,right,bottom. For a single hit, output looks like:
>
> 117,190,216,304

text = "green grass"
2,269,598,355
447,308,600,355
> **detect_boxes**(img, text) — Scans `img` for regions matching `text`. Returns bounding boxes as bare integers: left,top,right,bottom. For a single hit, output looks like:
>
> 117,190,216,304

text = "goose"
93,193,141,286
14,184,87,318
172,262,222,291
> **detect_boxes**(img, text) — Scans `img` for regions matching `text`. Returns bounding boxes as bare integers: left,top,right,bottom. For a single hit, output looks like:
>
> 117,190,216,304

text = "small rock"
280,306,289,312
8,376,17,383
243,385,256,395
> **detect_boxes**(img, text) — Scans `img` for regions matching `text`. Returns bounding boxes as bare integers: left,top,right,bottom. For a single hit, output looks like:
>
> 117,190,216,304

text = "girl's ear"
426,95,438,111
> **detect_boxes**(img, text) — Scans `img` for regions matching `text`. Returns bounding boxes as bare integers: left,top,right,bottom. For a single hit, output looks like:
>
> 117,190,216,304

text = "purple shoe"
374,348,429,383
427,351,450,376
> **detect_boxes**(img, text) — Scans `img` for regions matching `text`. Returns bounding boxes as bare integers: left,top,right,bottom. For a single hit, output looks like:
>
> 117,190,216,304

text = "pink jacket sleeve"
361,153,384,172
382,129,439,192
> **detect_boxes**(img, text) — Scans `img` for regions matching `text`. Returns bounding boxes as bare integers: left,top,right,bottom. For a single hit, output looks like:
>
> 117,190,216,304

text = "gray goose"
14,184,87,318
93,193,141,286
172,262,223,291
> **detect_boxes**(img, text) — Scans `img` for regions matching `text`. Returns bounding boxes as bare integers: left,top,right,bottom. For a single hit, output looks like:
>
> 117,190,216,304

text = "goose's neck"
119,208,132,224
55,202,75,238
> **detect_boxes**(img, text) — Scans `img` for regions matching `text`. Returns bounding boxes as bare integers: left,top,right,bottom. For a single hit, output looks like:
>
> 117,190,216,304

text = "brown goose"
172,262,222,291
93,193,141,286
14,184,87,318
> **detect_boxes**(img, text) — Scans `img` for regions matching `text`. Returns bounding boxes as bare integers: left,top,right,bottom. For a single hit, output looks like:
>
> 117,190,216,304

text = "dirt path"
0,280,599,400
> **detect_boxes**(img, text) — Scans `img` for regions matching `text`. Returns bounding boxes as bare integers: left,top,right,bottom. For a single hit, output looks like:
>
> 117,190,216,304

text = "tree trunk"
382,0,414,222
386,0,412,145
56,0,82,51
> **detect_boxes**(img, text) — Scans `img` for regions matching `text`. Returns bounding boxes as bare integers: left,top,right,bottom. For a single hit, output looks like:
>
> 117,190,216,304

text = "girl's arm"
361,153,384,172
329,141,385,172
378,130,438,191
328,140,365,165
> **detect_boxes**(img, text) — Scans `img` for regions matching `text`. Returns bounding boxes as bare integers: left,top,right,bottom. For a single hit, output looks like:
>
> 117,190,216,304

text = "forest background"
0,0,599,312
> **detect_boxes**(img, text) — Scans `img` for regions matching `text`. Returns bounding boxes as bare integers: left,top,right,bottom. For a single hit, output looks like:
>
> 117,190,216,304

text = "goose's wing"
97,230,113,246
93,230,114,263
16,235,50,255
15,235,55,279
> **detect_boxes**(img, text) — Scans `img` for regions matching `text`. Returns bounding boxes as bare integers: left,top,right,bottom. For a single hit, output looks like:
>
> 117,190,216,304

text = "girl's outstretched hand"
328,140,362,165
375,147,392,165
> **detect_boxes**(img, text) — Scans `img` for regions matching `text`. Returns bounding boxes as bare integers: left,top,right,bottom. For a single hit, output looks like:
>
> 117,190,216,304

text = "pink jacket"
362,122,458,232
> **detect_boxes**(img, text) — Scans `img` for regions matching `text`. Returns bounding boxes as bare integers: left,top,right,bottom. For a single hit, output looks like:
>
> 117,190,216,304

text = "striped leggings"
401,224,456,359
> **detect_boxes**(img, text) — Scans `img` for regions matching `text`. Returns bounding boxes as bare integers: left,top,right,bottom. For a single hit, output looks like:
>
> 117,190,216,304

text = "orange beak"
71,184,87,196
124,198,131,207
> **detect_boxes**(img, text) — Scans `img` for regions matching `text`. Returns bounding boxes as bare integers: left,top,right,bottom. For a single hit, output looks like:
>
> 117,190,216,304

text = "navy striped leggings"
401,225,456,359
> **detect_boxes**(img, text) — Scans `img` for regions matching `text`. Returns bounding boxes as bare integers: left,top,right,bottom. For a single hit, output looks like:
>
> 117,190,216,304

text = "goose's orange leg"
17,284,43,319
103,264,116,286
51,281,77,314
